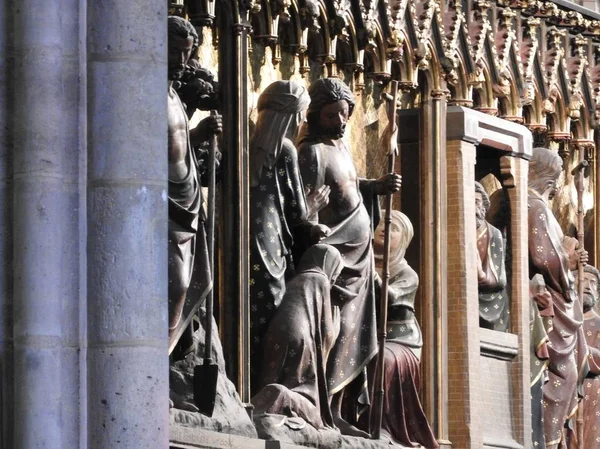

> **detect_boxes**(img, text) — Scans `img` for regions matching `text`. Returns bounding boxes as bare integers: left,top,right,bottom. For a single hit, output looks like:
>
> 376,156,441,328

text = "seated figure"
252,244,344,429
363,210,438,448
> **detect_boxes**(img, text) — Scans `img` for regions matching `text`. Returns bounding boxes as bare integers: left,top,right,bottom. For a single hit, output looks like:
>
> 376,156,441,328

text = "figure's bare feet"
169,392,199,413
333,416,371,439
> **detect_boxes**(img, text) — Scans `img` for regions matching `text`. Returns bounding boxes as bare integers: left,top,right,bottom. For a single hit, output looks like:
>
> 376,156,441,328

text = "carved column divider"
445,135,482,449
0,1,14,446
499,155,532,449
420,88,451,448
217,0,252,406
87,2,169,448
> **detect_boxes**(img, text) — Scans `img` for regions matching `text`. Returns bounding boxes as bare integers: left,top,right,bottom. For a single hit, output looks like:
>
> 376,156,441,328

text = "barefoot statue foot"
333,416,371,439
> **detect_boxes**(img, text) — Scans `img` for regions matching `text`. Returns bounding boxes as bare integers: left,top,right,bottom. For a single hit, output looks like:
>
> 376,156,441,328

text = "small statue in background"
575,265,600,449
249,80,330,392
475,181,509,331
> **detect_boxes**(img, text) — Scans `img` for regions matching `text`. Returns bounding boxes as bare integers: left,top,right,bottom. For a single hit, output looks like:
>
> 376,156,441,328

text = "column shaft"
12,2,68,448
0,0,13,447
87,2,169,448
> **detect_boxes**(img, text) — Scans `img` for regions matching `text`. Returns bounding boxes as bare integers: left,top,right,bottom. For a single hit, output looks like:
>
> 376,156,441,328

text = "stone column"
11,2,70,448
0,1,13,447
419,89,450,447
501,155,532,448
87,2,169,448
445,138,483,449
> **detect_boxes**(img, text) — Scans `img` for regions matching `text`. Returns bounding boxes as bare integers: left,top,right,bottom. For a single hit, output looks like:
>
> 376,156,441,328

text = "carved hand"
563,236,588,269
306,185,330,217
476,251,486,282
375,173,402,195
192,114,223,145
310,224,331,243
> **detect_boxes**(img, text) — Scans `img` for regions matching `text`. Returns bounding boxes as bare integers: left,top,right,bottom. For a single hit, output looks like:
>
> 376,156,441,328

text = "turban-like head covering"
250,81,310,186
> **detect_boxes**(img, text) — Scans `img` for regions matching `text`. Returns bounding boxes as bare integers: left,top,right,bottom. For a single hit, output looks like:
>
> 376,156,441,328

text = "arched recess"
363,21,391,83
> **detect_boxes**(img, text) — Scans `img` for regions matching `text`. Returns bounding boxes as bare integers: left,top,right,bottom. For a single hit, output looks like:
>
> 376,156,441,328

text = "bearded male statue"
527,147,588,449
167,14,225,376
296,78,401,437
574,265,600,449
475,181,509,331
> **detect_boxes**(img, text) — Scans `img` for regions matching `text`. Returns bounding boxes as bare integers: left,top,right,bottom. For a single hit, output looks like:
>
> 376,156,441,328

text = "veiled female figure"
366,210,438,448
249,80,329,391
252,244,343,429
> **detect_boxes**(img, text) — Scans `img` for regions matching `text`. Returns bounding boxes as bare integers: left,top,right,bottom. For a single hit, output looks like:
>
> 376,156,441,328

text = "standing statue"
252,244,344,429
362,210,438,447
575,265,600,449
529,274,552,449
249,80,330,391
167,16,222,356
527,147,588,449
475,181,509,331
297,78,401,437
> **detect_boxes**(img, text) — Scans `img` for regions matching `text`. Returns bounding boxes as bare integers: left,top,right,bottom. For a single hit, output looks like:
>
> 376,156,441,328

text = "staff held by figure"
370,80,400,440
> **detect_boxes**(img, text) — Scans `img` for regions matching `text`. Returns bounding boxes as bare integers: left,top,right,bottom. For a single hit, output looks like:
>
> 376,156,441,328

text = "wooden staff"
370,80,400,440
572,148,588,449
194,110,220,416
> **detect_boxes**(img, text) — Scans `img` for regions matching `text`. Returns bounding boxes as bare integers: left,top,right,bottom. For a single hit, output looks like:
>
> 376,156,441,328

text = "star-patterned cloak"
478,221,509,331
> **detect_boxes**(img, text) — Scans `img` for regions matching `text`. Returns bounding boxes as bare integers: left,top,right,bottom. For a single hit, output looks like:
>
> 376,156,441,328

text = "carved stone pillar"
10,2,73,448
0,1,13,447
445,137,482,449
446,106,532,449
87,2,169,448
218,6,252,405
420,88,450,448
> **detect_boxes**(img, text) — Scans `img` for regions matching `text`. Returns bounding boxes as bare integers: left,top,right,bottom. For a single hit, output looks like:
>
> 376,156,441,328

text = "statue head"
528,147,563,200
577,265,600,312
297,243,344,284
474,181,490,230
306,78,355,139
249,80,310,186
374,210,414,263
168,16,199,81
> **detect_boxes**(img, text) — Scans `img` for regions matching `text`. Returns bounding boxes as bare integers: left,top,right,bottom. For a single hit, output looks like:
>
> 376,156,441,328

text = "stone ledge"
170,424,307,449
479,328,519,361
482,435,524,449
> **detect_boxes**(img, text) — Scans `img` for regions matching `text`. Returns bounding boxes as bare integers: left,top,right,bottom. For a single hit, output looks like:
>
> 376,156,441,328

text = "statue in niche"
296,78,401,437
252,243,344,429
167,16,222,360
475,181,509,331
527,147,589,449
360,210,439,448
249,80,330,392
574,265,600,449
529,274,552,449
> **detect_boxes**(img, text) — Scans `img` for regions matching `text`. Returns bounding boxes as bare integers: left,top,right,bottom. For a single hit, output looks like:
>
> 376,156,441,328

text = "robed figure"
527,147,588,448
167,16,222,356
249,81,329,391
360,210,438,448
296,78,401,436
475,181,509,331
575,265,600,449
252,244,344,429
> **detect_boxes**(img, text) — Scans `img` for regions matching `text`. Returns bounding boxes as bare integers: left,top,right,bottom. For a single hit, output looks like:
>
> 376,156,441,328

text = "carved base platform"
253,414,412,449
